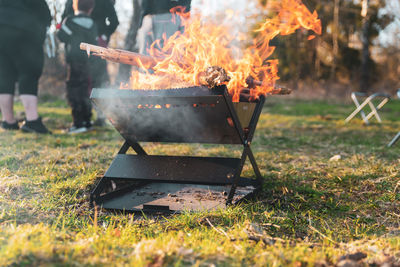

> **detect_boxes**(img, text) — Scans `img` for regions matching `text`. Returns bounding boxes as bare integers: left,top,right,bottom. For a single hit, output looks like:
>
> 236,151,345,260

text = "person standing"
61,0,119,126
138,0,191,55
62,0,119,48
58,0,100,134
0,0,51,133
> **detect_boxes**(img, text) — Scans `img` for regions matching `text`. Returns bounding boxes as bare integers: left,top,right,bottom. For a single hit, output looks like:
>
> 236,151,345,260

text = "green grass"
1,97,399,266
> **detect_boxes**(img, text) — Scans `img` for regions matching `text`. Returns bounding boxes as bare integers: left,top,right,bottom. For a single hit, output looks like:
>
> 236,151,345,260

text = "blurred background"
42,0,400,99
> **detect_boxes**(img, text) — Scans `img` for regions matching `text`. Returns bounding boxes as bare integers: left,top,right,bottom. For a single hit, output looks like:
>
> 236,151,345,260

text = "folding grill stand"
89,87,265,213
345,92,390,125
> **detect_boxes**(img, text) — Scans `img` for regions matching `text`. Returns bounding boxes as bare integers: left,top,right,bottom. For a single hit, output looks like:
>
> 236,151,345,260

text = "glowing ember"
125,0,321,102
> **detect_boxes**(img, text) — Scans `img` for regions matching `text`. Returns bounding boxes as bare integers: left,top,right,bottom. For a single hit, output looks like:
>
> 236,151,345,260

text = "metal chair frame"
387,90,400,147
345,92,390,125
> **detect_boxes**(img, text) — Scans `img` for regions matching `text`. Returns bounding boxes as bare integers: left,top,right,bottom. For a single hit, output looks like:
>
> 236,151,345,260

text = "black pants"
66,62,92,128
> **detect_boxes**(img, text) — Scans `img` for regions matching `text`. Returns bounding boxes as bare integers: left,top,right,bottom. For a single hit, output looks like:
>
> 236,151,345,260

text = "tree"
360,0,370,91
330,0,340,80
262,0,394,92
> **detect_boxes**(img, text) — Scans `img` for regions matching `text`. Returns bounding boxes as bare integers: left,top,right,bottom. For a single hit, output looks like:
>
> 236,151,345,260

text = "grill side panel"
91,88,243,144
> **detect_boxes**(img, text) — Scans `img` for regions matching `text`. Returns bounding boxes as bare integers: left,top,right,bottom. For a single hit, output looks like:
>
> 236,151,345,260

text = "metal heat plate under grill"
105,154,242,185
100,183,258,212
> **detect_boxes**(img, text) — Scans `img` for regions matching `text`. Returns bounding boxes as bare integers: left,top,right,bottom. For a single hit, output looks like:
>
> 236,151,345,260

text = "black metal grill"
90,85,265,213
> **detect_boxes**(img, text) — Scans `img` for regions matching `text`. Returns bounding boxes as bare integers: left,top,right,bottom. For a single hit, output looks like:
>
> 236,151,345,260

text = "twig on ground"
308,225,338,245
261,223,281,229
205,218,232,240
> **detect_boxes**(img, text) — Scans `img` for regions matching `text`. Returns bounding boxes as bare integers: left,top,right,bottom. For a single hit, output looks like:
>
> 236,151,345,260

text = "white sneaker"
68,126,89,134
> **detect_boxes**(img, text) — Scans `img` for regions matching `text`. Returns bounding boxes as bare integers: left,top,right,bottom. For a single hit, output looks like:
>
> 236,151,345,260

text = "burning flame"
125,0,321,102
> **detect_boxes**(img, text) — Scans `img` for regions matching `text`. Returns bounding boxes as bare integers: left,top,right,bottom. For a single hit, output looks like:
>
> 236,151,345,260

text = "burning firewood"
239,86,292,102
240,79,292,102
80,43,231,89
270,86,292,95
80,43,158,69
197,66,231,88
81,42,291,100
245,76,291,95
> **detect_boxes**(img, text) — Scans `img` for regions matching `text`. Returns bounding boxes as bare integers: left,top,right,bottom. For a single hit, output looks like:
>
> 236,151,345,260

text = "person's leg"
67,81,84,128
138,15,154,55
0,94,16,123
67,63,89,131
82,97,92,128
19,94,50,133
14,31,50,133
20,94,39,121
0,27,18,124
152,13,182,49
72,102,85,128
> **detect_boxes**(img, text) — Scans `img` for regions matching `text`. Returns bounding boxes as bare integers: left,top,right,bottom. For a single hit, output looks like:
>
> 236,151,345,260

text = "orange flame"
126,0,321,102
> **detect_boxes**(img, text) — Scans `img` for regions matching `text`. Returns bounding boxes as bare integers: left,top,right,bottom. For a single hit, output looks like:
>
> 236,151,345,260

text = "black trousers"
0,26,44,95
66,62,92,128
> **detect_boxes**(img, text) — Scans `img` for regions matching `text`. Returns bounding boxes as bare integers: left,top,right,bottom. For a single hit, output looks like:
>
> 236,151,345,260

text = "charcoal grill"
90,85,265,213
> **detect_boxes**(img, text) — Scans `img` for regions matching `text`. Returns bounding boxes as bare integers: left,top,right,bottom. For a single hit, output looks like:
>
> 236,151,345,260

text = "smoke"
191,0,261,55
191,0,260,27
91,88,240,145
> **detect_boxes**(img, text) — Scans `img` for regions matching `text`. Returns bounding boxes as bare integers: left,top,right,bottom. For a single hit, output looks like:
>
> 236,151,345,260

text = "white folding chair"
345,92,391,125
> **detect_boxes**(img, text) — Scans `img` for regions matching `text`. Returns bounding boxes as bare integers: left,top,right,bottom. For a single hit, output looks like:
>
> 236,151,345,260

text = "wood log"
197,66,231,88
239,86,292,102
80,43,158,68
269,86,292,95
80,43,292,97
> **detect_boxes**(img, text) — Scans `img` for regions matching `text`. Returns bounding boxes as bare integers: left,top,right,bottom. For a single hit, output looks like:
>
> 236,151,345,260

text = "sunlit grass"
0,97,399,266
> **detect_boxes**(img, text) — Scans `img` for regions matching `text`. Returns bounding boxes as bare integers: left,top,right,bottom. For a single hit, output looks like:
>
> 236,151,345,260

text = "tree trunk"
330,0,340,80
360,0,370,92
116,0,142,84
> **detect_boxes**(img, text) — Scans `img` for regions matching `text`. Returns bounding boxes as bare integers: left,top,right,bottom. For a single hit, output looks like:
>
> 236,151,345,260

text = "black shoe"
85,121,92,128
21,117,51,134
1,121,19,130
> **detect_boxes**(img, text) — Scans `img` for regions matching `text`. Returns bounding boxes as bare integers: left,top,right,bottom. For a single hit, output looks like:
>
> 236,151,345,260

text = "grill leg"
92,140,147,207
224,93,265,206
90,177,109,206
226,146,263,205
247,147,263,184
118,141,131,154
226,148,248,205
118,141,147,155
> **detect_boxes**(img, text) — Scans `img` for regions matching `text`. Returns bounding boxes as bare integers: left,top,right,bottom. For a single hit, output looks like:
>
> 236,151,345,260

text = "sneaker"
21,117,51,134
1,121,19,130
68,126,89,134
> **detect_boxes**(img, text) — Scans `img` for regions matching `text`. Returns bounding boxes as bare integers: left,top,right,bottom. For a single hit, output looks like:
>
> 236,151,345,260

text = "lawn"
0,96,399,266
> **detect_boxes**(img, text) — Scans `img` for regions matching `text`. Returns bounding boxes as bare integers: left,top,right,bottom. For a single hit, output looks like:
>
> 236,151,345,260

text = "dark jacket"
58,14,98,64
140,0,191,27
0,0,51,43
62,0,119,40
